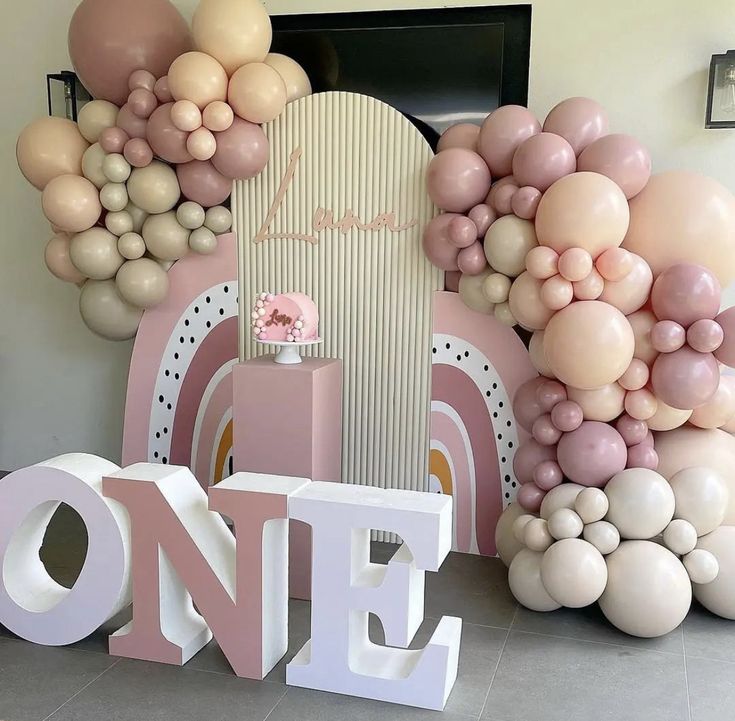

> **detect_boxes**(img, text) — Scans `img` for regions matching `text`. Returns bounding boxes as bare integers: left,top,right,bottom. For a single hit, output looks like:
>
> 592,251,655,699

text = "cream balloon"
126,202,148,234
189,227,218,254
582,521,620,555
598,253,653,315
142,211,190,260
79,279,143,341
512,514,537,544
662,519,698,555
484,216,537,277
459,269,495,314
605,468,675,539
45,233,86,284
693,527,735,617
204,205,232,233
127,161,180,214
115,258,170,309
176,201,206,230
574,487,609,524
99,182,129,213
69,227,125,280
508,549,561,612
668,466,728,536
524,518,554,552
508,272,554,331
567,383,625,422
482,272,512,304
540,483,585,520
186,127,217,161
647,399,692,432
689,376,735,429
102,153,131,183
105,210,134,236
627,309,659,365
683,549,720,585
77,100,119,143
529,331,553,377
540,538,608,608
81,143,108,189
495,502,528,567
494,302,516,326
41,175,101,233
547,508,584,540
265,53,312,104
228,62,287,124
117,232,146,261
167,51,228,110
171,100,203,132
202,101,234,132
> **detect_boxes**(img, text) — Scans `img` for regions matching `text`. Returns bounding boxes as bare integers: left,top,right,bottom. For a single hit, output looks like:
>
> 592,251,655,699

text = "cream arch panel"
234,92,441,503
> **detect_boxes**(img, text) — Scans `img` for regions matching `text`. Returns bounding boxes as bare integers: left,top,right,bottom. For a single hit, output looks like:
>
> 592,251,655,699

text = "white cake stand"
256,338,323,365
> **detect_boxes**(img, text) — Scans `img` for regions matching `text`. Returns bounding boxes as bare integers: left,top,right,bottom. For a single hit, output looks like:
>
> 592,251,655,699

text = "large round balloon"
212,117,269,180
577,134,651,199
41,175,101,233
79,279,144,340
168,52,229,110
623,171,735,285
127,161,180,214
650,347,719,411
693,526,735,619
556,421,627,487
540,538,607,608
543,301,634,389
508,549,560,612
16,117,89,191
176,159,232,207
426,149,491,213
68,0,192,106
70,227,124,280
115,258,170,309
543,97,608,156
495,503,527,567
477,105,540,178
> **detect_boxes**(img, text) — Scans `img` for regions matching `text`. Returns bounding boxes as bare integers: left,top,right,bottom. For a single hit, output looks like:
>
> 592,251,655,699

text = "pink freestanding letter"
103,464,309,678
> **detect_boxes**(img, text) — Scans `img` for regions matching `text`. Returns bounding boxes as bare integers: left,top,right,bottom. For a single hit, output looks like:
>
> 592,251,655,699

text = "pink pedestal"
232,356,343,599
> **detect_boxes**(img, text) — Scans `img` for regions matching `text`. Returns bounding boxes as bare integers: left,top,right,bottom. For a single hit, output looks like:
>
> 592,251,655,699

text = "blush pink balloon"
615,414,648,446
624,388,658,421
651,263,721,327
146,102,193,164
517,482,546,513
176,159,232,207
578,133,651,199
540,274,573,310
550,400,584,432
467,204,496,238
651,346,720,410
457,242,487,275
492,183,518,216
422,214,461,271
526,246,559,280
532,414,562,446
99,126,129,154
513,438,558,484
511,186,542,219
123,138,153,168
212,117,269,180
714,307,735,366
595,247,634,282
129,70,156,93
486,175,518,207
618,358,650,391
154,76,173,103
477,105,541,178
533,460,564,491
573,268,605,301
445,271,461,293
557,421,627,487
513,376,549,433
116,103,148,139
426,148,492,212
543,97,609,156
511,132,576,192
558,248,593,282
128,88,158,119
687,319,724,354
626,443,659,470
537,380,568,412
437,123,481,152
448,215,479,248
598,252,653,315
651,320,686,354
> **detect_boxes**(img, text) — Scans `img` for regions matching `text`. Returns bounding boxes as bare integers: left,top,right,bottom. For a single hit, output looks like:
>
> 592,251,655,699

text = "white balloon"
662,519,697,556
100,183,129,212
177,201,206,230
582,521,620,555
574,487,609,524
495,503,527,567
605,468,675,539
105,210,134,237
126,202,148,234
683,549,719,585
524,518,554,552
204,205,232,234
508,549,561,612
189,227,218,255
102,153,132,183
540,538,607,608
540,483,585,520
669,467,728,537
512,514,536,544
547,508,583,540
81,143,108,189
693,526,735,618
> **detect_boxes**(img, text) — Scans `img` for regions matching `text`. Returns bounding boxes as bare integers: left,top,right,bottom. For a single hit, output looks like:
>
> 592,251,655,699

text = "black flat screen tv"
271,5,532,148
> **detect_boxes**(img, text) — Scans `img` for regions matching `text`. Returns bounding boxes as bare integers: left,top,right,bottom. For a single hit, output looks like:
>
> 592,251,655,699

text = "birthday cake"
251,292,320,343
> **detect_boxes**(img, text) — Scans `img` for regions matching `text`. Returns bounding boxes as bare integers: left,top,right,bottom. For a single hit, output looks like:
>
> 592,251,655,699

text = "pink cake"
251,292,319,342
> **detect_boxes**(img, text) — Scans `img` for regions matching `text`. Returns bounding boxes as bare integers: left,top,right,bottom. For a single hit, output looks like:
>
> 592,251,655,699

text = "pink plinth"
232,356,343,599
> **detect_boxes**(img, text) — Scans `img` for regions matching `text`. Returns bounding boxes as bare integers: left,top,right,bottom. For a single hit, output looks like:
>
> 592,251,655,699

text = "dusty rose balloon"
116,104,147,139
513,376,549,433
651,320,686,354
146,103,193,164
99,127,129,154
627,309,659,365
534,460,564,491
171,100,202,132
689,375,735,429
186,127,217,161
568,383,626,422
448,216,479,248
477,105,541,178
512,132,576,192
537,380,567,412
211,117,269,180
437,123,480,152
457,242,487,275
45,233,86,284
687,319,724,354
557,421,627,487
468,204,496,238
540,275,573,310
526,246,559,280
42,174,101,233
578,133,651,199
544,301,635,389
168,51,228,110
511,186,542,219
427,148,492,213
517,483,546,513
445,271,461,293
551,400,584,432
68,0,192,106
513,438,557,484
651,263,721,328
176,159,232,207
543,97,608,156
423,215,461,271
532,414,562,446
595,247,633,282
619,358,650,391
558,248,593,282
493,183,518,216
228,62,287,124
154,76,173,103
651,347,720,410
202,101,234,132
123,138,153,168
626,443,659,470
624,388,658,421
128,89,157,119
714,307,735,366
508,272,555,330
599,253,653,315
616,414,648,447
487,175,518,208
572,268,605,301
128,70,156,93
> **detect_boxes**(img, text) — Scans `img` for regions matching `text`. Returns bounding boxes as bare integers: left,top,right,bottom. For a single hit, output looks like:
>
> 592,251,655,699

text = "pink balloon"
422,214,461,271
618,358,650,391
558,248,593,283
123,138,153,168
467,204,496,238
492,183,518,216
578,133,651,199
572,268,605,300
99,126,129,154
128,88,158,119
128,69,156,93
537,380,567,412
517,482,546,513
714,307,735,366
457,242,487,275
615,414,648,446
426,148,492,212
595,247,633,282
526,246,559,280
651,346,720,410
511,132,576,192
597,252,652,315
513,377,548,433
437,123,480,153
154,76,173,103
626,443,659,470
543,97,609,156
212,117,270,180
116,103,148,139
533,460,564,491
448,215,478,248
540,274,573,310
550,400,584,432
511,186,542,219
556,421,627,487
651,263,721,327
687,319,724,354
532,414,562,446
651,320,686,354
445,271,461,293
477,105,541,177
176,159,232,207
146,102,193,164
513,438,557,484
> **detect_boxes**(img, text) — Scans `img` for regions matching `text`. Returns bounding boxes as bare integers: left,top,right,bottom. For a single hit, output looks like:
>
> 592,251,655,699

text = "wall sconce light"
46,71,90,121
706,50,735,128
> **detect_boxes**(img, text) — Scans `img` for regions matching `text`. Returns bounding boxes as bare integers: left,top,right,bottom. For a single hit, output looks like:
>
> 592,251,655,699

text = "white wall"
1,0,734,469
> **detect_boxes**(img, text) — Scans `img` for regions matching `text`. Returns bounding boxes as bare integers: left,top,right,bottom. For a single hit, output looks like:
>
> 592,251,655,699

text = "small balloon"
123,138,154,168
511,185,542,220
457,242,487,275
467,204,497,237
558,247,593,283
171,100,203,132
687,319,724,354
525,245,559,280
448,215,479,248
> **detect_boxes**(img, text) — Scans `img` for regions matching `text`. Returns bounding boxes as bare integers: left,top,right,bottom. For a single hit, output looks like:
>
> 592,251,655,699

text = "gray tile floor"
1,507,735,721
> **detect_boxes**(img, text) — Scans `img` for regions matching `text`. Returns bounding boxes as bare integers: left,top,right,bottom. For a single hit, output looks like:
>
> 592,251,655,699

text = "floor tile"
47,659,286,721
684,602,735,663
686,656,735,721
482,630,689,721
513,603,684,655
265,686,477,721
0,637,116,721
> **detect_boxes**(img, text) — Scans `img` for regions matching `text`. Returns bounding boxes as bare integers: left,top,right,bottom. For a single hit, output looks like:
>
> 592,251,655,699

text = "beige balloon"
605,468,675,539
524,518,554,552
582,521,620,555
683,548,719,585
126,202,148,233
669,466,728,536
189,226,218,254
16,116,89,190
265,53,312,104
204,205,232,233
102,153,131,184
508,549,561,612
142,211,191,260
482,272,511,304
192,0,272,75
599,540,691,637
689,375,735,429
81,143,108,189
202,101,234,132
127,161,180,214
540,538,607,608
105,210,134,236
79,279,143,341
187,127,217,161
512,514,537,544
529,331,553,377
508,272,554,331
70,227,125,280
495,502,528,567
459,269,495,314
77,100,119,143
228,62,287,124
567,383,625,422
627,309,658,366
494,302,516,326
99,182,129,213
574,487,609,524
547,508,584,540
118,232,146,260
167,51,229,110
647,398,692,432
662,519,698,555
41,174,101,233
598,253,653,315
693,527,735,617
45,234,86,284
540,483,585,520
484,216,537,277
116,258,170,309
177,201,206,230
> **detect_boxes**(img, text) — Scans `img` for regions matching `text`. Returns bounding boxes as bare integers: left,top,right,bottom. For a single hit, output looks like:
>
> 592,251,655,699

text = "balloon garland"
17,0,312,341
429,98,735,636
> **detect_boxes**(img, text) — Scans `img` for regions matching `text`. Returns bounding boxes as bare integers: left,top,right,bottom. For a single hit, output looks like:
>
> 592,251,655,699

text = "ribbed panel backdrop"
234,93,441,540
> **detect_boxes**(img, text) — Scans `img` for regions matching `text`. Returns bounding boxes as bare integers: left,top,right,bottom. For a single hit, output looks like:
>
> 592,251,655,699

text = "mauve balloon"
176,159,231,207
532,414,562,446
513,376,548,433
448,215,479,248
116,104,148,139
513,438,557,485
534,460,564,491
651,263,721,328
511,132,576,192
626,443,659,470
445,271,461,293
468,204,497,237
511,185,542,220
551,400,584,433
578,133,651,199
537,380,567,412
426,148,492,213
517,482,546,513
557,421,627,487
651,346,720,410
146,103,193,165
422,214,461,272
212,117,269,180
457,242,487,275
543,97,609,156
123,138,154,168
478,105,541,177
615,414,648,447
687,319,724,354
651,320,686,354
437,123,480,153
714,307,735,366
